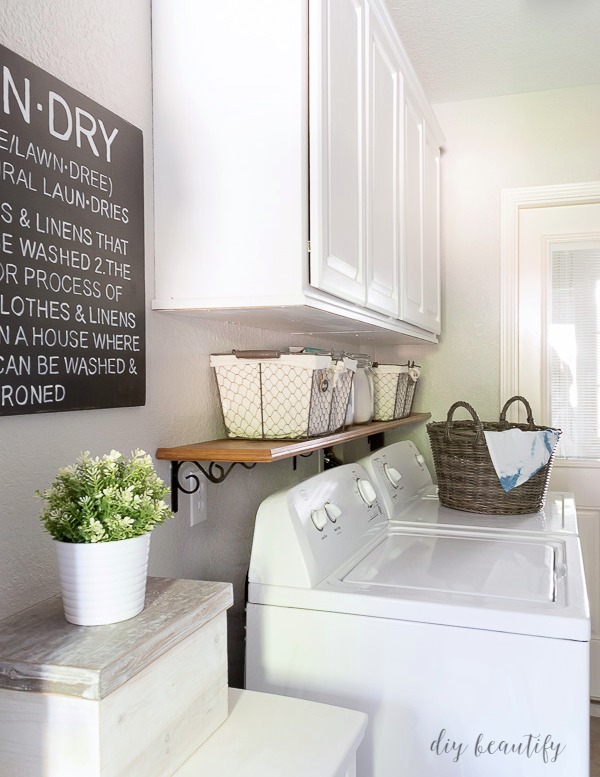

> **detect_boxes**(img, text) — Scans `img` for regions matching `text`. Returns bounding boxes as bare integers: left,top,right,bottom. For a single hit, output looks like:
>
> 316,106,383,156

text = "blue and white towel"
483,428,560,492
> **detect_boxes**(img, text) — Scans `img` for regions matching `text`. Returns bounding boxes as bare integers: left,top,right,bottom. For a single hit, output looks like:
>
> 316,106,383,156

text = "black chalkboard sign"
0,43,145,416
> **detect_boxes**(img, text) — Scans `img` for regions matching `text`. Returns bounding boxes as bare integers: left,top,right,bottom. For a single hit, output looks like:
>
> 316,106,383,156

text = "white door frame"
500,180,600,410
501,181,600,704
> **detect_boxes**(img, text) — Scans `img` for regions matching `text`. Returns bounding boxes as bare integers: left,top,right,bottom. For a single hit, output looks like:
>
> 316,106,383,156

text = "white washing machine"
245,458,590,776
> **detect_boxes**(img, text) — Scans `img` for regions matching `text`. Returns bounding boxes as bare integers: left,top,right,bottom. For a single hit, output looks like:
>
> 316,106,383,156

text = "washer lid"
343,532,557,604
249,529,590,640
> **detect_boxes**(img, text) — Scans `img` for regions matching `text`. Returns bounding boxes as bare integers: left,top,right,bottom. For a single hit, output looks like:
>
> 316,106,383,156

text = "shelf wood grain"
156,414,431,464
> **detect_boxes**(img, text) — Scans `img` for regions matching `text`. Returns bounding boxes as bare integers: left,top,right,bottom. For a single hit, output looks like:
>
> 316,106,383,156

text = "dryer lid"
343,531,557,604
395,492,578,535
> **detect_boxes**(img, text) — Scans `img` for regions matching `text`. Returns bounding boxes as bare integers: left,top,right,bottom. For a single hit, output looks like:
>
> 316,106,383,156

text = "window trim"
500,182,600,424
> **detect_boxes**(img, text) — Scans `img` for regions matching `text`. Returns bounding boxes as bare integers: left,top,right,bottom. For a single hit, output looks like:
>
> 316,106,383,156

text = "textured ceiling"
384,0,600,103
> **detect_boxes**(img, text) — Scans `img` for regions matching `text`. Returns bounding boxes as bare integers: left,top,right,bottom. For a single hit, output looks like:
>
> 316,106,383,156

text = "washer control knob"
310,507,328,531
415,454,425,466
324,502,342,523
357,478,377,506
383,464,402,488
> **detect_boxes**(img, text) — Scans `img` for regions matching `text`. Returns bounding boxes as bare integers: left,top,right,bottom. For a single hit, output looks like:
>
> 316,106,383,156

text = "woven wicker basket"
427,396,561,515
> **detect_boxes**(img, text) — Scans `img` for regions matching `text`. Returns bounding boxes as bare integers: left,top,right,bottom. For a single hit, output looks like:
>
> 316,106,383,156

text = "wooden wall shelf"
157,414,430,512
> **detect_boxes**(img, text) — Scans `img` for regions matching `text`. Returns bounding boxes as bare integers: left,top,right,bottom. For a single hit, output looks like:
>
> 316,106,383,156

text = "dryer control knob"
357,478,377,506
383,464,402,488
310,507,328,531
324,502,342,523
415,454,425,466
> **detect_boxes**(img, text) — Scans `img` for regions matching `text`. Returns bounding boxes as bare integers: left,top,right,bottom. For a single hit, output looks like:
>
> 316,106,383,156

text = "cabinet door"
309,0,366,306
364,5,402,317
422,124,441,333
400,95,441,334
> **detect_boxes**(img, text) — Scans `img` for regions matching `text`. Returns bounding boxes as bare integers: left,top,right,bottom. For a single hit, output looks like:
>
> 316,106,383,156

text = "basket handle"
232,350,281,359
444,401,485,443
499,395,535,429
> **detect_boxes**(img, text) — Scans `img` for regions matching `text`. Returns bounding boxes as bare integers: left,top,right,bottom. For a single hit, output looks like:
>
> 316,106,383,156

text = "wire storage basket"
372,363,421,421
210,351,355,440
329,357,355,432
426,396,561,515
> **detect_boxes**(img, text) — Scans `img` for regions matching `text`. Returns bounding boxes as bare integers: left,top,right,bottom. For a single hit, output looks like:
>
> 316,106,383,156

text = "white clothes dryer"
245,460,590,776
358,440,578,535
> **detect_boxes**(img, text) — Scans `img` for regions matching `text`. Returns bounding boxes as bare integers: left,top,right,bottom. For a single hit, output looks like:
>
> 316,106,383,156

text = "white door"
510,196,600,698
309,0,366,306
364,4,401,317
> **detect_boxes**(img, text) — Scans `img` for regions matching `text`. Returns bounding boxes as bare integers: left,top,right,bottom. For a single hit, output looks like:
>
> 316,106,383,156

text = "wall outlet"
189,479,207,527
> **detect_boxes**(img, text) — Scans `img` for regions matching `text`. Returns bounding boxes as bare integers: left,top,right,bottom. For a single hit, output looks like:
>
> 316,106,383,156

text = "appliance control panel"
358,441,433,520
250,464,386,588
289,464,386,577
293,464,383,546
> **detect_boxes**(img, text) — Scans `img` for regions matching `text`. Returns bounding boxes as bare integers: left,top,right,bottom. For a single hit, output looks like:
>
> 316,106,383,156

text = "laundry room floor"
591,716,600,775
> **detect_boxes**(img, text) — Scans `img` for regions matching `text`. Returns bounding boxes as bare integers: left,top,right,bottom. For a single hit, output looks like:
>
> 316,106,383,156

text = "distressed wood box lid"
0,577,233,701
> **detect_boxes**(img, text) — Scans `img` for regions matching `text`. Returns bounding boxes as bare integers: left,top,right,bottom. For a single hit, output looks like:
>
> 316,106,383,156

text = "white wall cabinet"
152,0,444,345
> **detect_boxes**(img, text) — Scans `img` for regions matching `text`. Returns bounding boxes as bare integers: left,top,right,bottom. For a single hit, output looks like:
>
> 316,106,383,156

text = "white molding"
500,181,600,420
555,459,600,470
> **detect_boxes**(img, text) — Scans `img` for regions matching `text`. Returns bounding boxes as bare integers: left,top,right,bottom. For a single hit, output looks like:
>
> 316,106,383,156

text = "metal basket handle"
499,395,535,429
444,401,485,443
232,350,281,359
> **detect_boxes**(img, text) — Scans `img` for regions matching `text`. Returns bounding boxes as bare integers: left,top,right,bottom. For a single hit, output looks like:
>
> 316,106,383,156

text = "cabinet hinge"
307,240,311,254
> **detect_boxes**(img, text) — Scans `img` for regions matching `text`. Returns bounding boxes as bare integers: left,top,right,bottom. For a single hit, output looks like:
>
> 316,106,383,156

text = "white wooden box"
0,577,233,777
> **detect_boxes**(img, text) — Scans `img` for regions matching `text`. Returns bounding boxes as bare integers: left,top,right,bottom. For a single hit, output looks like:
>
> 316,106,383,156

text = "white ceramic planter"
54,533,151,625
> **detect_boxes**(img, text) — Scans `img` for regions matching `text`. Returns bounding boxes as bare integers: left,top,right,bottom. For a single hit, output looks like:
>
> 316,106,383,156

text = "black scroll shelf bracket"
169,460,257,513
168,452,316,512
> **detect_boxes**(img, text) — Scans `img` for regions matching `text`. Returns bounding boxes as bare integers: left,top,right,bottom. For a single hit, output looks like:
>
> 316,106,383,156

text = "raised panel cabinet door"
421,124,441,334
364,4,402,317
400,100,441,334
309,0,366,306
400,95,424,326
